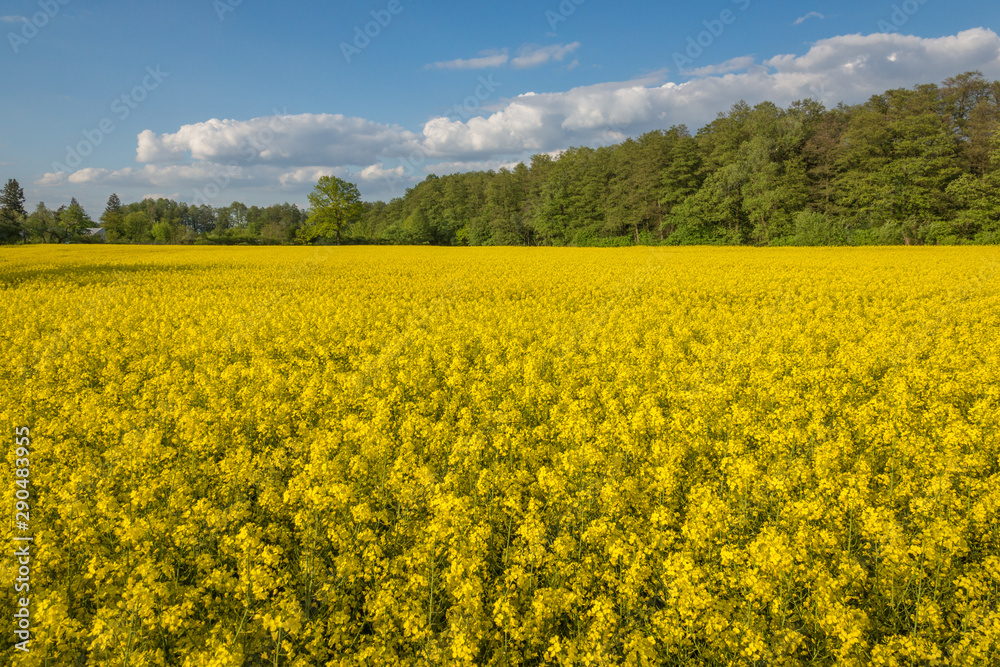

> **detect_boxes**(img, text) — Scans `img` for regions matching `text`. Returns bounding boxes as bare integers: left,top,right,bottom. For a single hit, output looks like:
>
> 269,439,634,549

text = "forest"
2,71,1000,247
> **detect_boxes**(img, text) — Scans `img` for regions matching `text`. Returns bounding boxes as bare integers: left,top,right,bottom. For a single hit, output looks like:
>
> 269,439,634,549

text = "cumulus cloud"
135,113,420,166
795,12,826,25
38,29,1000,204
39,163,266,189
426,50,510,70
277,167,346,187
419,29,1000,158
357,163,407,182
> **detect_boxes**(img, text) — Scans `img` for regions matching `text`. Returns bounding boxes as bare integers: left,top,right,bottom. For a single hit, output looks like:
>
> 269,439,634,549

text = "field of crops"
1,245,999,666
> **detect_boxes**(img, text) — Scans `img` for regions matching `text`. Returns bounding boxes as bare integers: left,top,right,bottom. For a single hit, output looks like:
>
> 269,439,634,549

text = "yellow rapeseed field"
1,245,999,666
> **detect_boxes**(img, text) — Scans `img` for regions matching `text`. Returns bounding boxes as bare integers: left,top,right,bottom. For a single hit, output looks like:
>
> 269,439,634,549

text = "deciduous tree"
299,176,364,245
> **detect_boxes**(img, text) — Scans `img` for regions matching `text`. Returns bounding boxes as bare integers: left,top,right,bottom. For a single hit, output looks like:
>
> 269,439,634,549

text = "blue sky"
2,0,1000,215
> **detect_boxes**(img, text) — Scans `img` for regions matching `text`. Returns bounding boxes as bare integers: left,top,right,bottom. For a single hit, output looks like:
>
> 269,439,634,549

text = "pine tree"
0,178,27,243
58,197,92,240
101,193,125,241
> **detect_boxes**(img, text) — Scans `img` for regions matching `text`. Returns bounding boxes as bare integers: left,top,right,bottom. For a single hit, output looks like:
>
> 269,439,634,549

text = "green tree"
299,176,364,245
24,203,58,242
658,126,703,241
836,85,962,244
0,178,27,243
259,203,305,244
151,220,175,244
123,211,152,242
739,102,810,244
946,170,1000,242
483,166,529,245
100,194,125,242
802,106,849,216
940,72,1000,176
227,202,249,229
403,207,434,244
58,198,92,241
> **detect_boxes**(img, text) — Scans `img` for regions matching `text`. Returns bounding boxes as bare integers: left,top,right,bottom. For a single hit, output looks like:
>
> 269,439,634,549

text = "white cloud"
763,28,1000,94
135,113,420,166
37,29,1000,204
0,15,26,23
511,43,581,69
419,29,1000,158
685,56,757,77
278,167,346,187
357,163,407,181
426,50,509,70
40,163,260,189
795,12,826,25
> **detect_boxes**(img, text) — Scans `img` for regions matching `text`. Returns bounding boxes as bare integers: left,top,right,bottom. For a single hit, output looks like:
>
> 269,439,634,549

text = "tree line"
0,187,308,245
3,71,999,247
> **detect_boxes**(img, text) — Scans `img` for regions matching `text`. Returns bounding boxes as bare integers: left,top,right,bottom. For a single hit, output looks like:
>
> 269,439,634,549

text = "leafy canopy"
299,175,364,244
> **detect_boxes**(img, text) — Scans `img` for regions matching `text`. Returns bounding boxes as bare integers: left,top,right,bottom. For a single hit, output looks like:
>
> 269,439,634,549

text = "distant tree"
836,85,962,244
151,220,174,244
100,194,125,241
246,206,266,237
214,207,233,233
24,202,58,242
802,107,849,216
186,205,216,235
0,178,26,217
941,71,1000,176
123,211,152,242
658,126,703,240
259,203,305,243
226,201,249,229
0,178,27,243
946,169,1000,242
403,207,434,244
299,176,364,245
484,167,528,245
58,198,92,240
